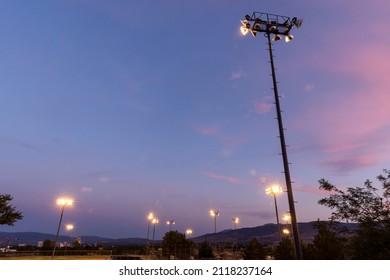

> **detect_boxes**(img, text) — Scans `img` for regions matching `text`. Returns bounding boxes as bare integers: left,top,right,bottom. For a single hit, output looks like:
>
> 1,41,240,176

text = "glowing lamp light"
147,212,154,220
266,185,283,195
65,224,74,231
209,209,219,217
56,198,73,207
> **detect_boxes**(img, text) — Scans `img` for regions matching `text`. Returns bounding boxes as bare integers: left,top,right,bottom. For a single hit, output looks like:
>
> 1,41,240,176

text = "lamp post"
166,220,175,232
266,185,283,241
185,229,193,237
240,11,303,259
65,224,74,247
146,212,154,242
152,218,159,241
52,197,73,259
232,217,239,231
282,213,291,237
185,229,193,259
232,217,239,256
209,210,219,234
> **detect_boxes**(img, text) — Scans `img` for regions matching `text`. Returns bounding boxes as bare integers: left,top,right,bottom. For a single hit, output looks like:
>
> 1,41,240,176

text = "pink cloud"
231,70,246,79
193,124,219,135
294,184,329,196
192,123,253,157
205,172,244,185
292,25,390,173
254,101,273,114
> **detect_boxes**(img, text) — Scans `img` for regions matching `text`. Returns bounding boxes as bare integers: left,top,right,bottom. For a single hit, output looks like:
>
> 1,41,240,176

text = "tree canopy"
0,194,23,226
243,238,266,260
318,170,390,259
161,231,192,259
318,169,390,223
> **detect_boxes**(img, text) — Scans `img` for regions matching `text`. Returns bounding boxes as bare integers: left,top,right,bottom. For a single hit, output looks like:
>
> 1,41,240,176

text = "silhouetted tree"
311,221,345,259
243,238,266,260
197,240,214,259
161,231,191,259
41,240,54,250
318,169,390,259
0,194,23,226
274,237,294,259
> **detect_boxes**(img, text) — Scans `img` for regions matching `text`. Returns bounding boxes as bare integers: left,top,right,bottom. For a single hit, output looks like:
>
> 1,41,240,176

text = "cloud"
304,83,315,92
99,176,111,183
192,123,252,157
81,187,93,193
230,70,246,79
0,135,41,151
193,124,219,135
205,172,244,185
321,155,378,174
254,101,273,114
294,184,331,196
293,26,390,173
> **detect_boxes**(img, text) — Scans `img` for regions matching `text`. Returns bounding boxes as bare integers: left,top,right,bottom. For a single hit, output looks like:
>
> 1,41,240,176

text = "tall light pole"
232,217,239,256
185,229,193,259
166,220,175,232
232,217,239,231
146,212,154,242
282,213,292,238
65,224,74,247
266,185,283,241
209,210,219,234
185,229,193,237
152,218,159,241
52,197,73,259
240,12,303,259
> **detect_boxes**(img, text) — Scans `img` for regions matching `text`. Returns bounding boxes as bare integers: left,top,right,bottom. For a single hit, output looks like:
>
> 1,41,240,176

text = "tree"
161,231,191,259
318,169,390,259
0,194,23,226
197,240,214,259
310,220,345,259
243,238,266,260
274,237,294,259
41,240,54,250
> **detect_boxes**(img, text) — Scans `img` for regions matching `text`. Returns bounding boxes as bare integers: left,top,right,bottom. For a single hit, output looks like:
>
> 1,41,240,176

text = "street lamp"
166,220,175,231
65,224,74,247
232,217,239,230
266,185,283,241
52,197,73,259
240,11,303,260
146,212,154,242
232,217,239,254
185,229,193,237
152,218,159,241
65,224,74,232
282,213,291,224
209,210,220,234
185,229,193,259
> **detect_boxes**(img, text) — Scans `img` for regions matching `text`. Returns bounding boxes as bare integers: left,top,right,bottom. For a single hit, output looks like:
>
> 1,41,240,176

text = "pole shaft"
273,194,281,241
266,33,302,259
52,206,65,259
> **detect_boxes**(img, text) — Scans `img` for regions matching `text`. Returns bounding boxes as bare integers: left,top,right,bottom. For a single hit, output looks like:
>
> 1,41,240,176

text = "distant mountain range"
0,221,359,247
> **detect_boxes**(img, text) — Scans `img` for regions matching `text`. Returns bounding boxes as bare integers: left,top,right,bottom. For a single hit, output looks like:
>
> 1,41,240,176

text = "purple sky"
1,0,390,239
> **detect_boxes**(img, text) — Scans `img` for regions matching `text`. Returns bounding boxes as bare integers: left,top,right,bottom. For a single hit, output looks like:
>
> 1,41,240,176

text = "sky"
1,0,390,240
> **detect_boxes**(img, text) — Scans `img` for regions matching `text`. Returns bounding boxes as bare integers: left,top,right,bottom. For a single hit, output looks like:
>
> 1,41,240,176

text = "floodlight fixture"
285,34,294,42
272,34,282,41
